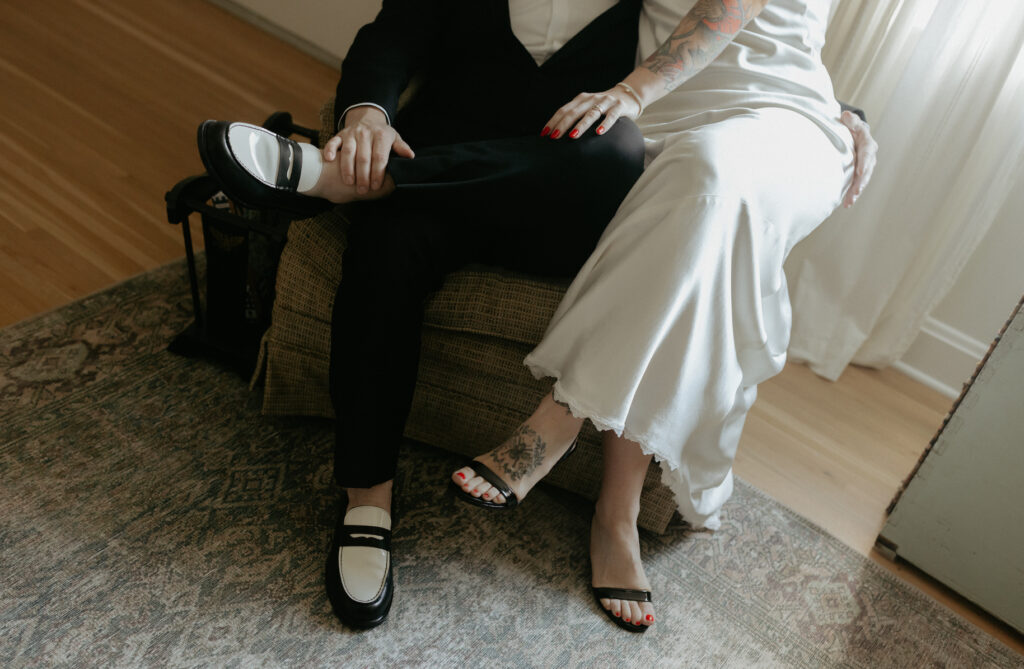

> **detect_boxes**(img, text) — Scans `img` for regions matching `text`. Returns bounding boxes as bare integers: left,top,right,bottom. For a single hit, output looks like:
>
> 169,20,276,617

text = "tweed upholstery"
250,100,679,533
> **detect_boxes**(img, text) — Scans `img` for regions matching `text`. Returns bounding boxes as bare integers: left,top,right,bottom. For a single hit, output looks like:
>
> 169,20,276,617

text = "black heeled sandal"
592,587,653,633
451,437,578,510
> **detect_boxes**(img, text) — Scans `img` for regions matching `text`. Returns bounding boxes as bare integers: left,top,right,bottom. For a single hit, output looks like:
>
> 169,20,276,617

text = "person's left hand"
840,110,877,208
542,86,641,139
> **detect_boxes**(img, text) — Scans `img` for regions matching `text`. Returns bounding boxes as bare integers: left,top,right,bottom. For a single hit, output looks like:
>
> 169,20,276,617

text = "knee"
573,119,645,187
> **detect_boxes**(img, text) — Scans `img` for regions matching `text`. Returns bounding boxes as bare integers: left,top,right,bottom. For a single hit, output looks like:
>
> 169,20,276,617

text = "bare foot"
450,392,582,505
590,508,655,628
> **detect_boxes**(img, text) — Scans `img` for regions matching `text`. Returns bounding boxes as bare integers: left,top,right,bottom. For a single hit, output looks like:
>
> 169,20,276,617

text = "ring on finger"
590,106,604,116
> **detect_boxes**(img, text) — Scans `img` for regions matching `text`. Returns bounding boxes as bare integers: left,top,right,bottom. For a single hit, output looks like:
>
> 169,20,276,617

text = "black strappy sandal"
451,437,578,510
592,587,653,633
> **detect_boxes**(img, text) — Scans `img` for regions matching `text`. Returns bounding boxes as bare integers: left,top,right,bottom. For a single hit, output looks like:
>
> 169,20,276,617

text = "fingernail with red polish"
646,614,654,622
550,129,561,139
456,472,465,479
569,128,580,139
541,126,551,137
613,611,620,617
624,617,630,622
597,126,605,135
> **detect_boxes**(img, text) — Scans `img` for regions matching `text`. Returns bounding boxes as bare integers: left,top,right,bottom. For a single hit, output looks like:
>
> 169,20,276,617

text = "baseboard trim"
205,0,342,68
896,317,989,399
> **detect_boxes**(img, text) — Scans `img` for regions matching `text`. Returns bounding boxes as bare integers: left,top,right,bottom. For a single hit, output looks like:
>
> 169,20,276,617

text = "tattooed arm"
544,0,770,139
638,0,770,96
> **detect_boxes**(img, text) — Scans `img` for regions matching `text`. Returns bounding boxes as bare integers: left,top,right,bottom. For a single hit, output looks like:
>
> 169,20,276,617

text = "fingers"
839,110,878,208
544,89,639,139
596,106,624,136
393,135,415,159
322,134,343,162
354,130,373,194
369,128,393,191
326,125,414,194
338,134,358,186
567,94,619,138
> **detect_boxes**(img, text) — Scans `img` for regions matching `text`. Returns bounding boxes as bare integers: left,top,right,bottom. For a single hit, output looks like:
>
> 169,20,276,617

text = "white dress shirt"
509,0,618,65
342,0,618,127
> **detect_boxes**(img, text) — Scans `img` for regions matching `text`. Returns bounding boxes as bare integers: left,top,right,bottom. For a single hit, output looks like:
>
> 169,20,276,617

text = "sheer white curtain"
784,0,1024,380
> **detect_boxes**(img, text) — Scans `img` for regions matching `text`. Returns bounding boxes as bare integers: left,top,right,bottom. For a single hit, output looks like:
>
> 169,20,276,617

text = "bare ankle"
345,480,393,512
594,499,641,528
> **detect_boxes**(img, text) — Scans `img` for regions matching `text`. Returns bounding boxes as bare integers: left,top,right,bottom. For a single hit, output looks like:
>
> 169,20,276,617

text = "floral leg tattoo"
490,424,547,482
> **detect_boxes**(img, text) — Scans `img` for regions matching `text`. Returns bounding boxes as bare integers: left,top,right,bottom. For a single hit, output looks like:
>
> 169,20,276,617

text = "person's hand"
840,110,877,208
543,85,641,139
322,106,414,194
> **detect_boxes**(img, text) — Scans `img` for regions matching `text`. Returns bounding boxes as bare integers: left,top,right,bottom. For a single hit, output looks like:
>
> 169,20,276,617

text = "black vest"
337,0,641,147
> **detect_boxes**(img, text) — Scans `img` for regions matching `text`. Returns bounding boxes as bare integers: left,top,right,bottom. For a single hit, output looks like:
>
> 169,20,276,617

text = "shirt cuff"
338,103,391,131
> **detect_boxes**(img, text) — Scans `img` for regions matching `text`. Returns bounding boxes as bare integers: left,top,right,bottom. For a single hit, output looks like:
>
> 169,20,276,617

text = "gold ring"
591,106,604,115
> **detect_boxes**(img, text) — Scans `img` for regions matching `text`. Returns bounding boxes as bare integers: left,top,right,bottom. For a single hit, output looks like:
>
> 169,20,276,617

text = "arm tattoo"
643,0,767,92
491,424,546,482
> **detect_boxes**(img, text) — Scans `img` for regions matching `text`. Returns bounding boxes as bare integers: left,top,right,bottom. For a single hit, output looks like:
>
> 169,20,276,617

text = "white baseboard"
896,317,989,399
205,0,343,68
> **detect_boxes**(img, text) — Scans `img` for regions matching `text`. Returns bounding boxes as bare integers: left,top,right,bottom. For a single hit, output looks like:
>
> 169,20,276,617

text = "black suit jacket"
335,0,642,147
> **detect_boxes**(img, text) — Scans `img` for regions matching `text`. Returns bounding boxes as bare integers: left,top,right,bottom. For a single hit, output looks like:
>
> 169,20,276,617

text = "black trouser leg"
330,122,644,489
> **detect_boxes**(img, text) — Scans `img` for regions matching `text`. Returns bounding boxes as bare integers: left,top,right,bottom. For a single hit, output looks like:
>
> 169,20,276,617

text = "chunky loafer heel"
324,505,394,629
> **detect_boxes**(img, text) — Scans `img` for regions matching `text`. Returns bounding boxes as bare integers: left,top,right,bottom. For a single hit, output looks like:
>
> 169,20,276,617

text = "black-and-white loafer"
325,505,394,629
196,120,331,217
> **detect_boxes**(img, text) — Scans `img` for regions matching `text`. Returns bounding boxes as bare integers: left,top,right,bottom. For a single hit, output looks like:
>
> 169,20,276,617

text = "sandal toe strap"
593,587,652,603
468,460,518,507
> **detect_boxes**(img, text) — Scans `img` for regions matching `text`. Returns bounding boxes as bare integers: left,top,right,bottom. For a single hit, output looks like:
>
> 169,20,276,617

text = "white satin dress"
524,0,855,529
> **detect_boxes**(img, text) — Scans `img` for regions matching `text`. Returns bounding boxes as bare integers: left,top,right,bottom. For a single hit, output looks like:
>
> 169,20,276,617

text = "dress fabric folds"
523,0,855,529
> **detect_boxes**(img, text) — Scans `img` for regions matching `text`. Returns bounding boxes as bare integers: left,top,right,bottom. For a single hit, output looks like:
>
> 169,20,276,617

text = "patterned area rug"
1,259,1020,668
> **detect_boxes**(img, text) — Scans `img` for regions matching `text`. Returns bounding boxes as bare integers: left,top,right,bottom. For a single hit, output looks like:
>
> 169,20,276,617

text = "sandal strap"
340,524,392,551
275,133,302,191
468,460,518,508
593,587,652,603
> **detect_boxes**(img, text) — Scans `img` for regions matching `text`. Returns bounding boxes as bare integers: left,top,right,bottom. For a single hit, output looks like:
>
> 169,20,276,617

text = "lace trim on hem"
523,358,682,473
525,356,726,531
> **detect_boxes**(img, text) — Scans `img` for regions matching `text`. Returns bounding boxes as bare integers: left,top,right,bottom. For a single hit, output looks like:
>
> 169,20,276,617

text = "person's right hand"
322,106,414,195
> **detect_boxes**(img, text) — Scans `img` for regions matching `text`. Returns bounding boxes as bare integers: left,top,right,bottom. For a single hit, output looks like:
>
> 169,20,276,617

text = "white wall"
209,0,381,67
897,187,1024,397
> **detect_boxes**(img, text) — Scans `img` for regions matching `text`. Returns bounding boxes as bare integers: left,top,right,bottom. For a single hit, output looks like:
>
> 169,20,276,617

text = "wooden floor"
2,0,1020,656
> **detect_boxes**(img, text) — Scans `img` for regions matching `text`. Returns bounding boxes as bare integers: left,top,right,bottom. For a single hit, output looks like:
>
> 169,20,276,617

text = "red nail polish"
472,489,478,493
624,617,630,622
597,126,605,135
613,611,620,617
646,614,654,621
456,472,465,479
569,128,580,138
541,126,551,137
550,129,561,139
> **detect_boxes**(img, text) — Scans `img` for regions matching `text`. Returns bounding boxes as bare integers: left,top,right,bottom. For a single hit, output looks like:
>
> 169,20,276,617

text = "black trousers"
329,122,645,488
